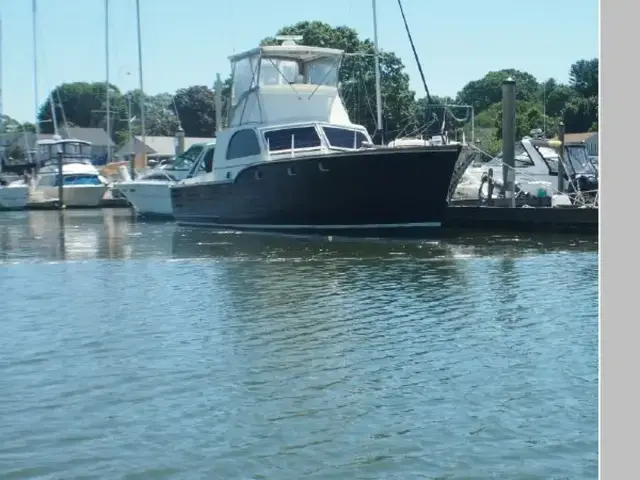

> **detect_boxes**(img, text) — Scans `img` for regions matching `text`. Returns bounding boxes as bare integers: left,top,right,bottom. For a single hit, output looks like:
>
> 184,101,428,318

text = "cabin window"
226,130,261,160
49,174,102,186
259,58,300,85
264,127,321,152
307,57,340,87
231,55,259,105
322,127,369,149
38,174,56,187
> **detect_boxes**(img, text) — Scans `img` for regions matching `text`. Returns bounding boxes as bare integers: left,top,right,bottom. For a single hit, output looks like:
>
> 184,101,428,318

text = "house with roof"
115,135,217,161
564,131,598,156
0,126,116,170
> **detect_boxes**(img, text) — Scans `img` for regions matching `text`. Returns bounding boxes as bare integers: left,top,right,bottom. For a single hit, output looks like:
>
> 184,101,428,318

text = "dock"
444,203,597,234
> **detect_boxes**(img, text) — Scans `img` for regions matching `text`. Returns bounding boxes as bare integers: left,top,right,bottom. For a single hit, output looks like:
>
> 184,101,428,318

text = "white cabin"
227,40,352,128
180,38,376,185
35,138,106,186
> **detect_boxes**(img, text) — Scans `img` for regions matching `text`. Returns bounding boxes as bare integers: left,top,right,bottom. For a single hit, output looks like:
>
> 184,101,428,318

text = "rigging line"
396,0,432,104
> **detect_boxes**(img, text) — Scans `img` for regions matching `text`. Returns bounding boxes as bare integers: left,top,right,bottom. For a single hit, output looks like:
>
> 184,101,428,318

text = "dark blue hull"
170,146,461,238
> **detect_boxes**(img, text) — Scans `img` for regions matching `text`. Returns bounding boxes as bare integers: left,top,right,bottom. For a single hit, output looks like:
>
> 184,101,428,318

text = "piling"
557,122,565,193
56,147,64,208
175,126,185,156
501,77,516,208
214,73,223,134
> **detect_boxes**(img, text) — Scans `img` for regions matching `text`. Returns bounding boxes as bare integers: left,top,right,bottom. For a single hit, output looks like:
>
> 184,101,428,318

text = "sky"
1,0,598,123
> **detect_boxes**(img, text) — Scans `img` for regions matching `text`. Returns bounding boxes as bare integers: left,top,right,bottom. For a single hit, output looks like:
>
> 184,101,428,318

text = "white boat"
0,177,29,210
30,138,110,207
117,141,216,218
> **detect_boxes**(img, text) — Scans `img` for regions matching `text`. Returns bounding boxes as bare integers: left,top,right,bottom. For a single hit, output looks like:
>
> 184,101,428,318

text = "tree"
174,85,217,137
121,89,180,138
542,82,578,118
569,58,598,98
563,96,598,133
261,21,419,139
38,82,128,135
456,69,540,113
494,100,559,140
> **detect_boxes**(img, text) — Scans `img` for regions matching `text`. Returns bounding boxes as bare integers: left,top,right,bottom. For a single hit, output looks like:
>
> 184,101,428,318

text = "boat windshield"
38,141,92,164
533,145,560,174
487,143,535,168
170,145,205,171
565,145,597,175
264,126,322,153
321,126,370,149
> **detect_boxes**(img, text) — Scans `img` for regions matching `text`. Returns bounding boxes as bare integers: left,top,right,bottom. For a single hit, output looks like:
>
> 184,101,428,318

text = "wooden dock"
444,203,598,234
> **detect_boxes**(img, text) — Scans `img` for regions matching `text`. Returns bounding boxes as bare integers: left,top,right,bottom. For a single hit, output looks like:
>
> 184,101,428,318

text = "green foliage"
10,22,595,151
457,69,540,113
174,85,216,137
262,21,419,138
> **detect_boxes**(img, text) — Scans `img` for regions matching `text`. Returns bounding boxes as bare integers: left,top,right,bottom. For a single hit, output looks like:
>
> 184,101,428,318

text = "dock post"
501,77,517,208
557,122,565,193
214,74,223,134
174,126,185,156
56,147,64,208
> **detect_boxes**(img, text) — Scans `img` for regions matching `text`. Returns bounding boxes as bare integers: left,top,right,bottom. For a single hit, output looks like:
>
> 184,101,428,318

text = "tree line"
2,21,598,157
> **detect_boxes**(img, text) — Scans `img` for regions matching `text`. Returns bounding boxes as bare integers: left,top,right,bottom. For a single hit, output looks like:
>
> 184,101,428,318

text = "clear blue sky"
1,0,598,123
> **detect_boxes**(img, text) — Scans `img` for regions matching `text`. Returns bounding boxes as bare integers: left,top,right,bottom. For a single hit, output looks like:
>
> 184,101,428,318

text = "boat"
454,134,599,205
27,137,110,207
0,175,29,210
170,37,461,237
117,141,215,218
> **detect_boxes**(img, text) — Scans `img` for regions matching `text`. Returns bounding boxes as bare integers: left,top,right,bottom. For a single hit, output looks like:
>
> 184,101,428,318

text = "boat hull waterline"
171,146,461,237
0,185,30,210
38,185,109,208
118,181,174,218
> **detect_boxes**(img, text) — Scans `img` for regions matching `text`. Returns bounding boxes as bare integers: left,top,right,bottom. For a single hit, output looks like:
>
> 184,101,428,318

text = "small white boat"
117,141,215,218
30,137,110,207
0,177,29,210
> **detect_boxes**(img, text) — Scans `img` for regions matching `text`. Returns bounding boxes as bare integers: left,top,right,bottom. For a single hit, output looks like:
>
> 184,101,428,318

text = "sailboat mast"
372,0,383,138
105,0,111,162
32,0,40,138
135,0,146,167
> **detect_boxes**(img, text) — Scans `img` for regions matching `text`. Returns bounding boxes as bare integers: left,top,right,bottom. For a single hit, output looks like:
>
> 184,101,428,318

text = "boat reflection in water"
0,209,140,263
170,226,598,262
1,208,598,264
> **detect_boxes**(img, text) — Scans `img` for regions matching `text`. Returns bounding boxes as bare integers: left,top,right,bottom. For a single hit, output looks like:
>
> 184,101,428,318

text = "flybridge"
226,36,353,128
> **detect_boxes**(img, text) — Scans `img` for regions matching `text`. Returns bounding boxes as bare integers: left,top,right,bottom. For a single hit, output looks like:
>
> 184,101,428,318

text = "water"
0,209,599,479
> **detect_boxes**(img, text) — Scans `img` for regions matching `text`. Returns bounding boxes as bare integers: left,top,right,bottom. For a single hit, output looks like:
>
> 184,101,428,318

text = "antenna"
275,35,303,46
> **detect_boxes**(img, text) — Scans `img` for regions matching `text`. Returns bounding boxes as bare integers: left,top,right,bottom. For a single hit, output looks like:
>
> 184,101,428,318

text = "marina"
0,0,599,478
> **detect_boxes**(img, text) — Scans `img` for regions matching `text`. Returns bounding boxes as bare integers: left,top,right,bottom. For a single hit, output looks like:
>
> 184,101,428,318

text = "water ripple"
0,210,598,479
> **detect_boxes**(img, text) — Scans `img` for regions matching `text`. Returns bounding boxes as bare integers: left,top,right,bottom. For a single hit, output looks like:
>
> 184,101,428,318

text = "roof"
564,132,598,143
59,127,115,147
229,44,344,63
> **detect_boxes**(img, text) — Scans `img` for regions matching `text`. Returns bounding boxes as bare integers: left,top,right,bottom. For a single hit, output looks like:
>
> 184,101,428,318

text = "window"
322,127,369,149
307,57,340,87
264,127,321,152
533,145,560,174
173,145,204,170
226,129,261,160
200,148,215,173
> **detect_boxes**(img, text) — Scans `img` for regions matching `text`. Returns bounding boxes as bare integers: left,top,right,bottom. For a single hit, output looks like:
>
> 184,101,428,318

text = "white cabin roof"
36,137,92,146
39,162,101,175
229,44,344,63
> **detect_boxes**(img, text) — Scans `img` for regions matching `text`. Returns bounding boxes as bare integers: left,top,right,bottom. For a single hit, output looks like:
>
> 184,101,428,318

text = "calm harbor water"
1,209,598,479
